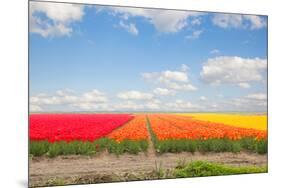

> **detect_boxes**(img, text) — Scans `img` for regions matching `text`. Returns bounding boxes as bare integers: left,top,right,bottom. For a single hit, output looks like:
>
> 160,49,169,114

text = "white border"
1,0,280,188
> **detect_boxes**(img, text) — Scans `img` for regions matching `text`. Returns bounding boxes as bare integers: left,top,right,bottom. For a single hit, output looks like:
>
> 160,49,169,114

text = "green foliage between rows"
174,160,267,178
153,138,267,154
30,138,148,158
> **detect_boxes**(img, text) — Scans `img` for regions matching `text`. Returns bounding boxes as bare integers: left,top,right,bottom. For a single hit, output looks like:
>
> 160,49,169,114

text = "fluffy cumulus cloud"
191,92,267,112
30,89,108,111
246,93,267,100
238,82,251,89
212,14,267,30
143,70,188,82
100,6,204,33
113,101,143,111
185,30,203,40
117,90,153,100
30,105,42,112
200,96,207,101
113,99,161,111
200,56,267,88
29,1,86,37
142,65,197,92
112,99,200,112
227,93,267,111
118,21,139,35
166,100,200,111
153,88,176,96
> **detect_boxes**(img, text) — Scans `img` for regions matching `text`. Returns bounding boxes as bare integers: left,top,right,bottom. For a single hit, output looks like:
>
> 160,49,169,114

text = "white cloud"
142,70,188,83
212,14,267,30
30,18,73,37
113,101,143,111
30,89,108,111
165,82,197,91
216,92,267,112
71,103,108,111
229,97,266,111
246,93,267,100
117,90,154,100
118,21,139,35
102,6,204,33
166,99,200,111
180,64,189,71
243,15,267,30
81,90,108,103
238,82,251,89
30,95,61,105
191,18,201,25
142,66,197,91
30,105,42,112
185,30,203,40
200,96,207,101
55,88,74,96
153,88,176,96
210,49,220,54
144,99,161,110
200,56,267,87
111,99,161,111
30,1,85,37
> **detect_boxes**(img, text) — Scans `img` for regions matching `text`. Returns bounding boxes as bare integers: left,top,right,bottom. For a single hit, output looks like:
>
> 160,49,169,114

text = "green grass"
30,138,148,158
174,160,267,178
45,178,66,186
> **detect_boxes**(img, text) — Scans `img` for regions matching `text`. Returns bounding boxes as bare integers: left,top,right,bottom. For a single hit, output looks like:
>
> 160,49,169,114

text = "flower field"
148,114,266,140
29,114,149,157
107,115,148,142
30,114,134,142
147,114,267,154
179,113,267,130
29,113,267,157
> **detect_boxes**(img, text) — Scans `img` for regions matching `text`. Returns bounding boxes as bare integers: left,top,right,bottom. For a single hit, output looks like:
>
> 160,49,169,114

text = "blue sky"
29,1,267,112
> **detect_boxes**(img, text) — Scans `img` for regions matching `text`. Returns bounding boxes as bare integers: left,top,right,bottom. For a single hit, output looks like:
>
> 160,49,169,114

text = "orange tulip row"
107,115,149,142
148,114,267,141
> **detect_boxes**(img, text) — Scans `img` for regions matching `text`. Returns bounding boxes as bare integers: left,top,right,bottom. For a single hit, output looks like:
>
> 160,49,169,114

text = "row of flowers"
148,114,267,141
107,115,148,142
30,114,135,142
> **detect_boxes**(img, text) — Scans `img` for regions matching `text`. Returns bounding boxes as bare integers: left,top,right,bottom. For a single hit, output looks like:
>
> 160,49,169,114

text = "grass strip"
174,160,267,178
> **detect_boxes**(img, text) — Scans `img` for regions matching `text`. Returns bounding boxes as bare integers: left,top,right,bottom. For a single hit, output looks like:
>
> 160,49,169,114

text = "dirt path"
145,116,156,157
29,151,267,186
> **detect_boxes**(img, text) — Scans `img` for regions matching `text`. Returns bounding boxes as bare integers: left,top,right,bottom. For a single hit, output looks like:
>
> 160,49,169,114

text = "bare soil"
29,151,267,187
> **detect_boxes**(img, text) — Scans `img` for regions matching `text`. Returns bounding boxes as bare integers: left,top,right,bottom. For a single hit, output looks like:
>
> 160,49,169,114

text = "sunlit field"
178,113,267,131
28,1,268,186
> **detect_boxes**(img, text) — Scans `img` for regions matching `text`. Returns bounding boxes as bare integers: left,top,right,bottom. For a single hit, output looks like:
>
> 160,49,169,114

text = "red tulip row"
29,114,134,142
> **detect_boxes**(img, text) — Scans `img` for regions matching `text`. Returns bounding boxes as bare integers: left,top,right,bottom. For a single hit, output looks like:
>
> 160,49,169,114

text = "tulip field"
29,113,267,157
30,114,134,142
147,114,267,154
